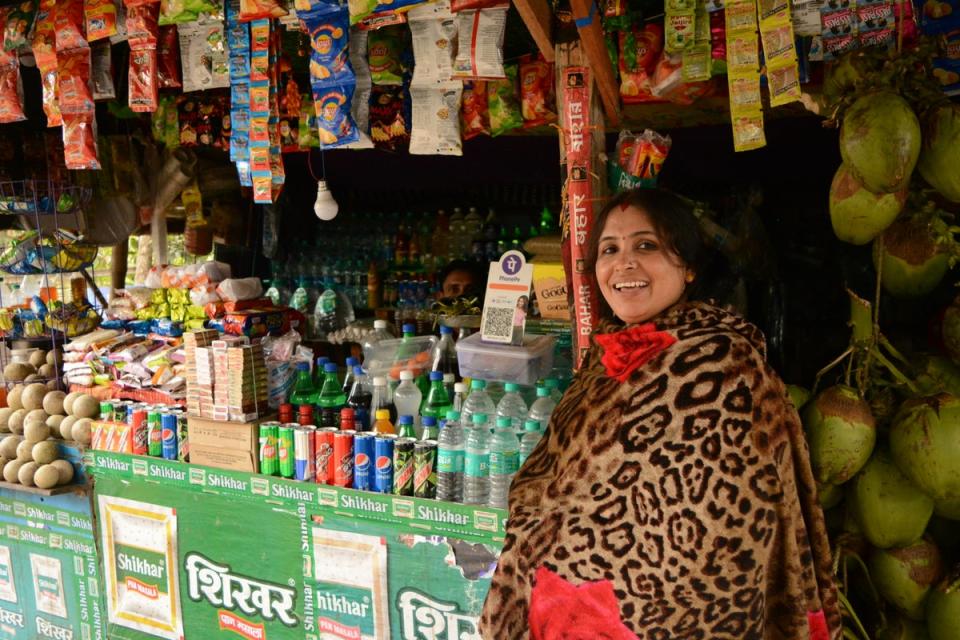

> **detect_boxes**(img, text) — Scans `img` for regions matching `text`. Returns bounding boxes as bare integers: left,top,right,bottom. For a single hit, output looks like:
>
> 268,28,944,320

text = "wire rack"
0,180,91,217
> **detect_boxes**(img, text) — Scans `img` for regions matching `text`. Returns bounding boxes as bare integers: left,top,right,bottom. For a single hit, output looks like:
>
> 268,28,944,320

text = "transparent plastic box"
455,333,556,386
362,335,438,380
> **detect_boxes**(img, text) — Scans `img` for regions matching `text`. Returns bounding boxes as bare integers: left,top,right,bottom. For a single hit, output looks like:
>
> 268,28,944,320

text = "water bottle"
452,382,468,413
393,371,422,427
496,383,528,438
437,410,465,502
545,378,564,404
463,413,490,505
461,379,496,429
341,357,359,395
362,319,395,361
431,325,458,375
519,419,543,466
346,366,373,430
527,385,557,431
488,417,519,509
371,376,397,423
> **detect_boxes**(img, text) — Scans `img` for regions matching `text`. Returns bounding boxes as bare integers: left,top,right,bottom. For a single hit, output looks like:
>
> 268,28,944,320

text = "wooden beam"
567,0,620,127
512,0,555,62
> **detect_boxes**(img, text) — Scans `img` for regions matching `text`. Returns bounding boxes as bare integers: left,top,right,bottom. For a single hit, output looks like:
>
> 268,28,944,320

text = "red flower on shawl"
528,566,639,640
594,323,677,382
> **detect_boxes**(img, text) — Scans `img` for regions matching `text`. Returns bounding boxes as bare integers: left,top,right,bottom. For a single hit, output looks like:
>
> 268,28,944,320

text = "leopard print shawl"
479,302,840,639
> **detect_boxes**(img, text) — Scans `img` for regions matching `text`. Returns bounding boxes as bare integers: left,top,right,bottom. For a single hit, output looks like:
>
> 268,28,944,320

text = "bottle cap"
429,371,443,382
340,408,354,418
316,356,329,366
400,370,414,381
496,417,512,428
324,362,338,373
298,405,312,415
445,410,461,421
373,319,388,330
440,325,453,335
375,409,391,420
536,386,549,397
297,362,309,371
472,413,488,425
402,323,416,334
545,378,559,389
398,415,414,425
422,416,437,427
353,365,364,376
504,383,519,392
470,379,486,390
346,357,358,367
524,419,541,431
454,382,467,393
373,376,387,386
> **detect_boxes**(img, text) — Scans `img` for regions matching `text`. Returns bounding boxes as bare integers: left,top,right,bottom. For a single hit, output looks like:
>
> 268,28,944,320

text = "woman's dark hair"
585,188,714,318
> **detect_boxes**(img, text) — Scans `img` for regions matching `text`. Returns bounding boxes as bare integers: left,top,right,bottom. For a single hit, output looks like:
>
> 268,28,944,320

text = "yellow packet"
665,9,697,53
767,60,802,107
760,18,796,63
727,32,760,72
731,110,766,151
757,0,788,21
682,43,712,82
728,70,762,111
725,0,758,32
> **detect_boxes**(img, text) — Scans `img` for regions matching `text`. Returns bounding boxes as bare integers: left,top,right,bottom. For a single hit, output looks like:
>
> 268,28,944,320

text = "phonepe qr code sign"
481,251,533,346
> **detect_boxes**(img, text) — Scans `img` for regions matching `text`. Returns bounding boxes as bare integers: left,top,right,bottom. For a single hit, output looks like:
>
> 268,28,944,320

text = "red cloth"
807,610,830,640
528,566,639,640
593,323,677,382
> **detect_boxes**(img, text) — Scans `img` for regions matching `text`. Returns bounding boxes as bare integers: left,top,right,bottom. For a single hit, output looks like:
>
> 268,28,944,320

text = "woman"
479,189,840,639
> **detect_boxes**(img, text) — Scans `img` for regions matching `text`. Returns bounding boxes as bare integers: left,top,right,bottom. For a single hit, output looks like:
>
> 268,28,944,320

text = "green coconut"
818,482,844,509
830,163,907,244
890,395,960,518
803,385,877,485
840,92,922,194
848,448,934,548
786,384,811,411
870,539,944,620
874,216,950,298
927,568,960,640
918,103,960,203
877,613,932,640
916,355,960,397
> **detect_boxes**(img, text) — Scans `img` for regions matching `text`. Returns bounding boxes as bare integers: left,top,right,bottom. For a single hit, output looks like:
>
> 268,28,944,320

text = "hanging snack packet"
300,4,353,84
618,23,663,103
32,0,55,67
664,6,696,53
766,60,801,105
370,0,430,16
178,21,229,91
85,0,117,41
240,0,288,20
158,25,181,87
126,3,159,47
313,82,360,148
409,0,457,84
55,0,88,51
129,47,158,111
460,79,488,139
519,54,556,128
59,47,95,112
821,0,857,60
368,25,405,84
349,0,378,25
62,111,101,169
681,42,711,81
40,69,61,126
344,27,374,148
487,63,522,135
160,0,220,25
4,1,37,51
731,109,765,151
369,84,408,150
91,41,116,99
453,5,507,78
0,59,25,124
409,81,462,155
298,93,319,147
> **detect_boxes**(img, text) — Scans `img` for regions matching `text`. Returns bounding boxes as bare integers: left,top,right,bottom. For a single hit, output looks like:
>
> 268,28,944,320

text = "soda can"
91,422,105,450
393,437,416,496
99,401,114,422
147,410,163,456
414,440,438,499
130,408,148,456
160,413,178,460
116,425,132,453
278,424,296,479
314,427,337,484
333,430,355,488
259,422,279,476
373,435,395,494
294,427,316,482
353,433,374,491
176,413,189,462
114,401,129,424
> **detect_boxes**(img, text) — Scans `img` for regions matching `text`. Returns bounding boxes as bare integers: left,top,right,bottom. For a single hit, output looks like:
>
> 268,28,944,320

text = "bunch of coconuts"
2,348,63,389
0,387,99,490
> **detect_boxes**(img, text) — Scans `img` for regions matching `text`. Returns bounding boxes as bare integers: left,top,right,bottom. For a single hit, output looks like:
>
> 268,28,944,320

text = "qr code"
482,307,514,340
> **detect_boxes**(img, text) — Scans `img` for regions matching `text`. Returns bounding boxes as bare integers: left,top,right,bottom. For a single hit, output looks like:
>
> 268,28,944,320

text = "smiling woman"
479,188,841,640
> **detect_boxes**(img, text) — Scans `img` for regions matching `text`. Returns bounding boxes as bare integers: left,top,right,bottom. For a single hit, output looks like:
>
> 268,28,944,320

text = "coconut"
6,385,22,410
840,92,921,193
870,539,944,620
28,351,45,369
829,163,906,245
15,439,32,461
71,418,92,445
23,421,50,444
31,440,58,465
2,459,22,483
23,374,39,383
21,383,46,411
927,568,960,639
41,391,65,416
877,614,933,640
58,415,77,441
46,414,64,437
37,363,55,379
46,350,60,367
62,392,80,416
786,385,811,411
71,394,99,419
916,355,960,396
33,464,59,490
849,448,934,548
818,482,844,509
874,216,950,298
803,385,877,484
16,461,38,486
7,409,25,435
918,103,960,203
49,459,73,485
2,362,32,382
891,394,960,518
0,436,19,460
0,408,11,433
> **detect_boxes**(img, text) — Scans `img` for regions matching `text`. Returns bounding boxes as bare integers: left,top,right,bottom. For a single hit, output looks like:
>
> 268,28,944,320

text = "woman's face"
595,206,690,324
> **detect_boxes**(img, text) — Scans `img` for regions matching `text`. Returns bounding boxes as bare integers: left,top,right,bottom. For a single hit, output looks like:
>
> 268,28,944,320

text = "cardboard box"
189,444,258,473
187,415,273,473
532,262,569,321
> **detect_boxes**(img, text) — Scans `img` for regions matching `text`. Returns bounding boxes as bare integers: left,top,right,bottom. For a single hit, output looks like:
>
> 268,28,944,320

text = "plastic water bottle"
437,410,465,502
393,371,422,427
461,379,496,429
545,378,564,404
519,419,543,466
463,413,490,505
527,385,557,431
496,383,528,437
341,357,359,395
362,319,395,361
452,382,468,413
488,417,519,509
431,325,459,375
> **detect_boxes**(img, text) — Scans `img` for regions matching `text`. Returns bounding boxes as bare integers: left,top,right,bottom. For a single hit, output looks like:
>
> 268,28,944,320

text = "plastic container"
455,333,556,386
363,335,438,381
361,319,395,361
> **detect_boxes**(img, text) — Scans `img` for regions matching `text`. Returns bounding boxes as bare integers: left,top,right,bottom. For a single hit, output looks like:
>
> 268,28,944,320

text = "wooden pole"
111,239,128,295
568,0,621,127
511,0,555,62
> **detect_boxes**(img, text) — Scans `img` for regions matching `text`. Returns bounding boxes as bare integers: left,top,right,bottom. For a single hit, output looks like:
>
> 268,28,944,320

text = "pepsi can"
353,433,375,491
161,413,178,460
373,435,395,494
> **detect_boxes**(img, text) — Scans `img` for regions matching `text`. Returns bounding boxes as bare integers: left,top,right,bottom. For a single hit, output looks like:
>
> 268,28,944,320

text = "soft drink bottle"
312,356,330,388
527,385,557,431
371,376,397,423
495,383,528,438
430,325,458,375
347,366,373,430
421,416,439,441
422,371,452,423
393,371,422,428
341,357,360,395
373,409,395,435
397,415,417,439
461,379,495,429
519,419,543,466
463,413,490,505
436,410,465,503
314,362,347,428
443,373,456,399
488,417,519,509
289,362,316,411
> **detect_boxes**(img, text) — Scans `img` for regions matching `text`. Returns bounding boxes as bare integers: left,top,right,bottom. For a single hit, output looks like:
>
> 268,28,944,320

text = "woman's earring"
685,273,695,283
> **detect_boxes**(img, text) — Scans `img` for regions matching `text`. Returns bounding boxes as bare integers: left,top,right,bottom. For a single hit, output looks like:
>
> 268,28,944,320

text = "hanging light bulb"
314,179,338,221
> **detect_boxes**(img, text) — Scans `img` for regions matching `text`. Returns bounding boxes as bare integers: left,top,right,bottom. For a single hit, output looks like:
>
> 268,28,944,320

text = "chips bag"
55,0,88,51
58,47,95,113
519,54,556,128
32,0,56,68
312,82,360,148
85,0,117,41
460,79,488,139
300,5,353,84
368,25,405,84
453,5,508,78
487,63,522,135
62,111,101,169
158,24,181,87
409,81,462,155
240,0,287,21
408,0,457,84
0,60,25,124
40,68,61,126
129,47,158,111
618,23,663,103
160,0,220,25
369,84,408,150
4,1,37,51
91,40,116,99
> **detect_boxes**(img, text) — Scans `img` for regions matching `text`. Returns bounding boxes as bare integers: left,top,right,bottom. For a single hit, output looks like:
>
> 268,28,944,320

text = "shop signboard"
88,451,504,640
